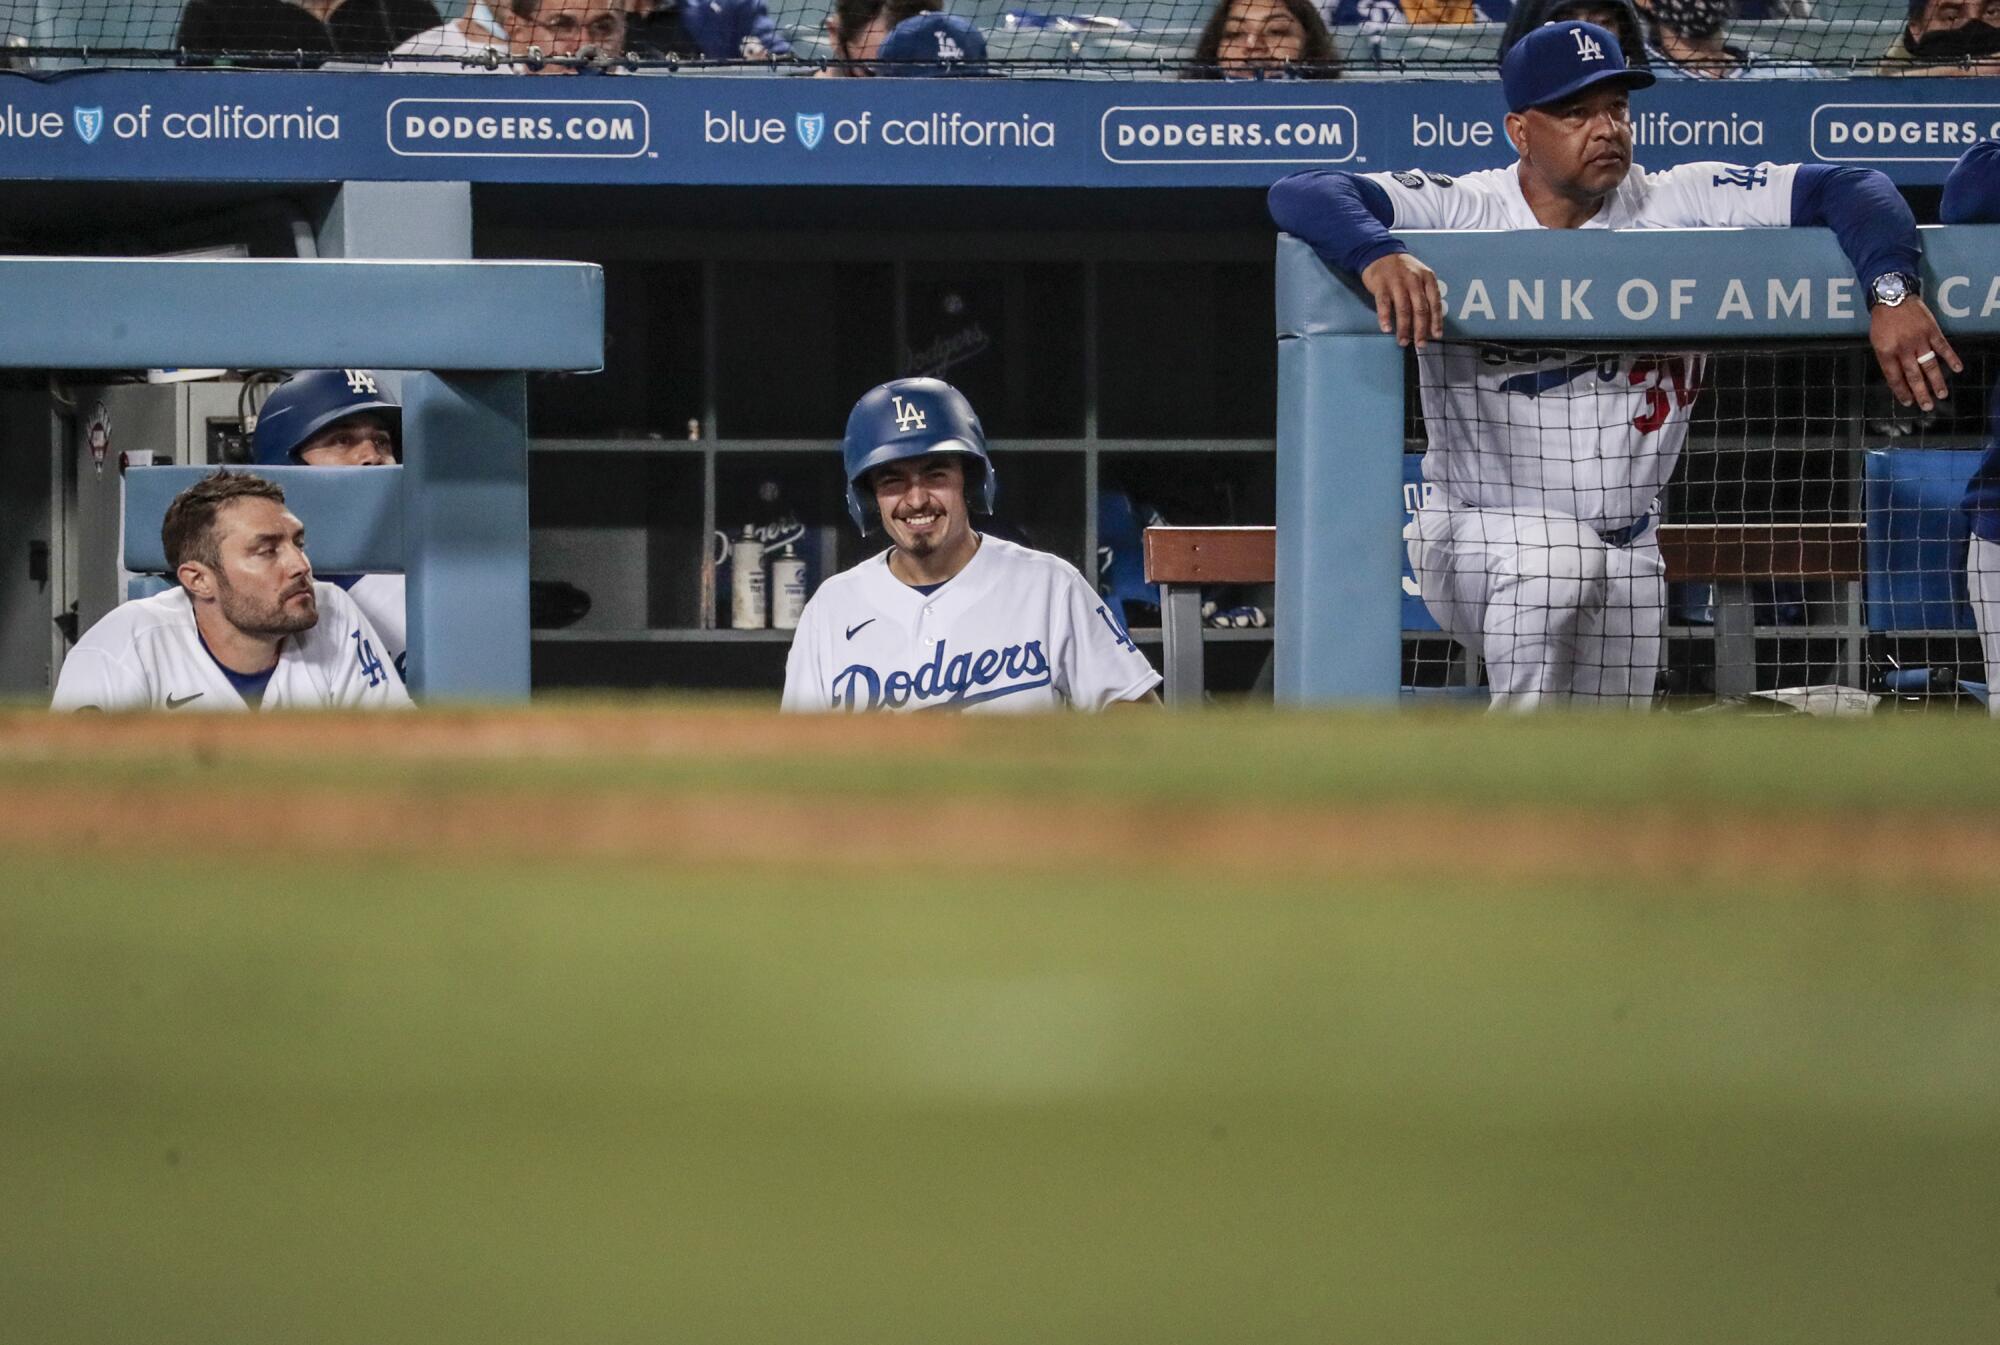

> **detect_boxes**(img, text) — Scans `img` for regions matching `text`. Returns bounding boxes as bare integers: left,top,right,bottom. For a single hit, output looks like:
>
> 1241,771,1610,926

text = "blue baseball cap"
1501,20,1654,114
875,13,988,75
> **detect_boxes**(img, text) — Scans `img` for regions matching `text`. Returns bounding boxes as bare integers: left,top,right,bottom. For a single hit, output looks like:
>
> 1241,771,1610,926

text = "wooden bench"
1141,522,1867,706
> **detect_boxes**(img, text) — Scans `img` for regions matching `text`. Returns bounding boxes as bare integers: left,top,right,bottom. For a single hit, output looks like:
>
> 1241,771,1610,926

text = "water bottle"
770,544,808,630
730,526,767,630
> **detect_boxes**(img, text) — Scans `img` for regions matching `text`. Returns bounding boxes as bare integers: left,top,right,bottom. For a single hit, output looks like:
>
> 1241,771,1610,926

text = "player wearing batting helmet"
780,377,1161,712
1269,20,1957,708
1942,139,2000,713
251,369,408,678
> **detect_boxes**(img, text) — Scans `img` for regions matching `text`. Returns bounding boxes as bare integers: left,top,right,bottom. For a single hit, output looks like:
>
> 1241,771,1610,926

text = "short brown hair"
162,470,287,585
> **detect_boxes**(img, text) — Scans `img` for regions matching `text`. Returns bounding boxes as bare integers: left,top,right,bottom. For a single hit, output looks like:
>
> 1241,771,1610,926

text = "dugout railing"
1274,224,2000,705
17,256,603,700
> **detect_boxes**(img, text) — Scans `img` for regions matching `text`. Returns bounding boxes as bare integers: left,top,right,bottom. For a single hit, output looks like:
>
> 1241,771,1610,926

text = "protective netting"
1400,339,1999,711
3,0,1989,76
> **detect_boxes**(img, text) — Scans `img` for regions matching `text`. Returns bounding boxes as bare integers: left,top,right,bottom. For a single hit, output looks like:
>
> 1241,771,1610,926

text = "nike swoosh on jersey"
845,619,876,640
166,691,204,709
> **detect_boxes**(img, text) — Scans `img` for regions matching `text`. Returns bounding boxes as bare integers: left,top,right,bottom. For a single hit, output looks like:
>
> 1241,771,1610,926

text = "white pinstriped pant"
1970,536,2000,717
1406,504,1665,711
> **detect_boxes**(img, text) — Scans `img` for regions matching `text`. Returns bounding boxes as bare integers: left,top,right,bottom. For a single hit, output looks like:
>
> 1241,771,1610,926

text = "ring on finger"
1916,351,1937,365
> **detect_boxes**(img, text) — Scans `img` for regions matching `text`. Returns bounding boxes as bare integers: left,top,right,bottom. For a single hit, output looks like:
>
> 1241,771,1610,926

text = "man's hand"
1871,298,1961,412
1360,252,1444,350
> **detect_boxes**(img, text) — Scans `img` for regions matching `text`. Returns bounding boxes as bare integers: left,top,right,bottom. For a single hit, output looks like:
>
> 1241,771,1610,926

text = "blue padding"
0,259,602,371
124,466,405,575
127,575,174,601
1863,448,1980,634
1276,227,2000,343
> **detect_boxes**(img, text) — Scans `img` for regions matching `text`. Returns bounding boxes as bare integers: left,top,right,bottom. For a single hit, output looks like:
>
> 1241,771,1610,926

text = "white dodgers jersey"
337,573,407,674
782,535,1162,713
1368,161,1797,530
51,581,412,712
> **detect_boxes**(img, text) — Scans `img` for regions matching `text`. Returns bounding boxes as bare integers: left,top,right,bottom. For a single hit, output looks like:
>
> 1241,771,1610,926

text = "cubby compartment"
984,449,1087,571
528,452,703,633
530,261,704,440
714,262,896,438
1096,260,1275,440
901,262,1086,438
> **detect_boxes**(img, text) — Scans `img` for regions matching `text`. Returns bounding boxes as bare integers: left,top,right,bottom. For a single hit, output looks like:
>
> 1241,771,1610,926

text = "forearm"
1267,171,1404,276
1790,165,1921,288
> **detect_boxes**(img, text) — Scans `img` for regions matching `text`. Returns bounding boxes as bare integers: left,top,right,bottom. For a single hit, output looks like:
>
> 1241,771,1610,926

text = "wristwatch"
1868,272,1920,310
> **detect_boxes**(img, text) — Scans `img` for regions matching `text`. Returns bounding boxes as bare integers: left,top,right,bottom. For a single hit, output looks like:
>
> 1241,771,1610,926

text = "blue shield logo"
795,113,825,151
73,107,104,145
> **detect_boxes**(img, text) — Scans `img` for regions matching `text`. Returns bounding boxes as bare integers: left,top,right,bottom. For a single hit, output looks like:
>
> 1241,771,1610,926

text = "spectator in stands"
812,0,937,74
1187,0,1340,77
390,0,509,58
872,11,986,72
1879,0,2000,72
177,0,440,63
625,0,792,60
1632,0,1787,77
394,0,627,68
1326,0,1511,26
1498,0,1647,67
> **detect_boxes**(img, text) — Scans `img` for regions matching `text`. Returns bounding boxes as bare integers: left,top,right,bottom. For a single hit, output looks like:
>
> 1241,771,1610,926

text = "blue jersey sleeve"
1789,165,1922,290
1267,171,1404,277
1941,141,2000,225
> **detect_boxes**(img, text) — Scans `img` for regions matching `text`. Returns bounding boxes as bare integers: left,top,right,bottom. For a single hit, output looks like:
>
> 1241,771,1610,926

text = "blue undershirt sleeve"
1789,164,1921,290
1267,171,1406,277
1940,141,2000,224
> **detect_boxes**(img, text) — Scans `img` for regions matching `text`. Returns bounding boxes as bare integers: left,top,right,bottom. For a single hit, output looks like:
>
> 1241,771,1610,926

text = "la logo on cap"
1572,26,1604,61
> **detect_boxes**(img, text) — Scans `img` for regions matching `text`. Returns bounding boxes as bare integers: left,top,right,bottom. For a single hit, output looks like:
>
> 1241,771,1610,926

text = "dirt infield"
5,705,1997,888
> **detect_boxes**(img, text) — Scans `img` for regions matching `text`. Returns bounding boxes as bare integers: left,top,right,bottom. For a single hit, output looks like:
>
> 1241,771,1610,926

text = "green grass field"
4,708,1998,1343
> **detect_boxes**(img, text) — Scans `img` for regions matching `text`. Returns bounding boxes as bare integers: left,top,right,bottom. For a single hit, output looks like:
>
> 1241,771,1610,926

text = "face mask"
1909,19,2000,59
1646,0,1735,39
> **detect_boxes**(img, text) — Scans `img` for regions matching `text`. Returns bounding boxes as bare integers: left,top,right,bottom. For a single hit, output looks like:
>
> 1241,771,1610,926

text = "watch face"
1873,273,1908,305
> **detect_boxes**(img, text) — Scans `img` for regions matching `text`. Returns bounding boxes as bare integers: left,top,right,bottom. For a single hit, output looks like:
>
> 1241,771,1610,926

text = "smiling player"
51,471,409,712
1269,19,1957,707
781,378,1161,712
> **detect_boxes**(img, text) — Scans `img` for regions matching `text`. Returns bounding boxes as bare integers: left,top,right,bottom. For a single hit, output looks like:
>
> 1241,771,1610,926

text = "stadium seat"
1862,447,1980,636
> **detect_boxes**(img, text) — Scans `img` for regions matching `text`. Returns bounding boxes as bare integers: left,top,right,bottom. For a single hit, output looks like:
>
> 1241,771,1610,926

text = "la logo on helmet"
1572,27,1604,60
344,370,379,395
892,396,927,432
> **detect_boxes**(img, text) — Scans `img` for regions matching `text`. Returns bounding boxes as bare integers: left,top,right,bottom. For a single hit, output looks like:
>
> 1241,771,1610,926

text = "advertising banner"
0,69,1992,188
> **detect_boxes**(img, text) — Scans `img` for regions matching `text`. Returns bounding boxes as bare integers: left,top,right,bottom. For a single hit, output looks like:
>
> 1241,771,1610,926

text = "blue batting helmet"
252,369,400,466
842,378,996,534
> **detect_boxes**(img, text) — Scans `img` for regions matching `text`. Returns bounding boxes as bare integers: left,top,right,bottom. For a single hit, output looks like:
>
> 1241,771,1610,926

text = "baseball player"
1941,139,2000,710
52,471,410,712
782,378,1162,712
254,368,407,678
1269,19,1959,708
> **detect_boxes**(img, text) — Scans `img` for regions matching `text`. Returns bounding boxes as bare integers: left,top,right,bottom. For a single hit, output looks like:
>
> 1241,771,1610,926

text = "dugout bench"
1144,522,1867,707
17,256,604,701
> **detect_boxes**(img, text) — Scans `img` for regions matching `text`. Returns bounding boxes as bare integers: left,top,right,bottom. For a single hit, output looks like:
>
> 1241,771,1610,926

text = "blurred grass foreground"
3,705,1998,1344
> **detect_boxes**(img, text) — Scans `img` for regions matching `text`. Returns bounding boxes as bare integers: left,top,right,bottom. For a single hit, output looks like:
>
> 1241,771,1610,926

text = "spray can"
770,543,807,630
730,526,767,630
